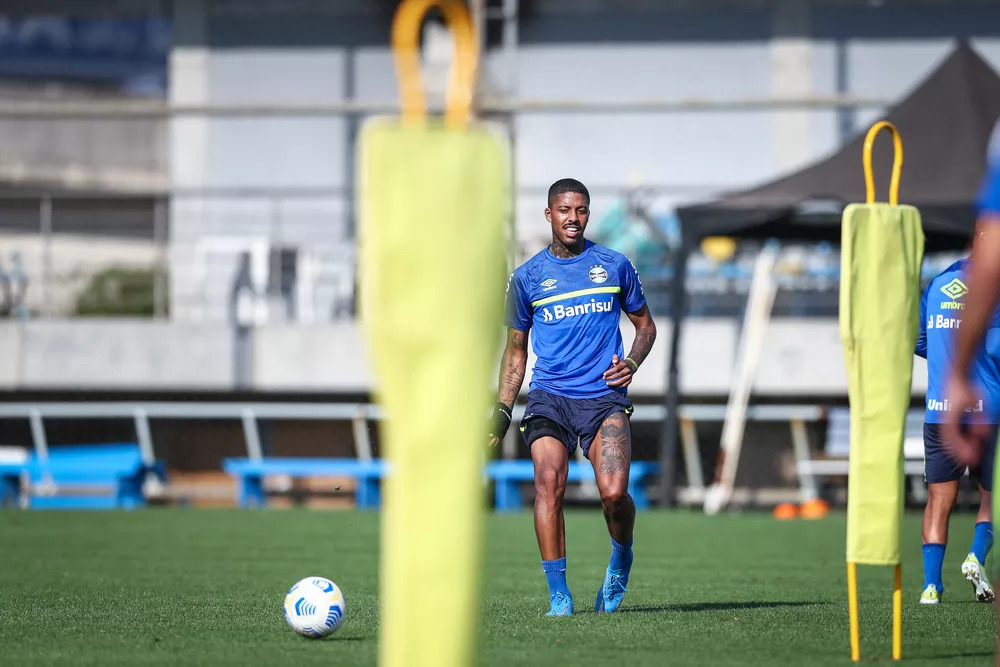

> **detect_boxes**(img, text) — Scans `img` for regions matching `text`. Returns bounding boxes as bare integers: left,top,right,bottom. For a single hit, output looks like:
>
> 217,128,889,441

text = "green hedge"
75,267,165,317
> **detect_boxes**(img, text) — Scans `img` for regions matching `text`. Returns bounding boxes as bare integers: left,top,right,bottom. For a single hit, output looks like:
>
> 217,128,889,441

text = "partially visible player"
945,120,1000,464
915,252,999,604
488,178,656,616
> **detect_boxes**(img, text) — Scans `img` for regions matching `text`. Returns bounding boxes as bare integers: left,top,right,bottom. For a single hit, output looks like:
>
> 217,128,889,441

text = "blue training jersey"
506,240,647,399
978,119,1000,217
916,259,1000,423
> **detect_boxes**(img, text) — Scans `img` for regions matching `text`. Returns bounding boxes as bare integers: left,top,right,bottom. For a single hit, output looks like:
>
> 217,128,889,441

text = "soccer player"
915,252,998,604
943,119,1000,604
946,127,1000,446
488,178,656,616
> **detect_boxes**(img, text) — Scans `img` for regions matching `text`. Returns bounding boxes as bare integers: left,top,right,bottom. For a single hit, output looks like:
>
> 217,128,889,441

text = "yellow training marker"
841,121,924,661
358,1,509,666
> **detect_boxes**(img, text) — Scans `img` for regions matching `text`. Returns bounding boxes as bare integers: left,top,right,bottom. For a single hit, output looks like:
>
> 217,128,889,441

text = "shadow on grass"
919,651,993,661
622,600,828,614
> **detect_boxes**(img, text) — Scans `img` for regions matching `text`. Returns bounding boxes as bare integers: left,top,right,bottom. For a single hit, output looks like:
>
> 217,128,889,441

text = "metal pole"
790,418,819,502
153,198,168,318
659,243,689,507
230,251,256,389
133,407,165,498
470,0,487,73
836,39,853,145
501,0,519,274
29,408,54,495
268,196,284,321
501,0,519,96
352,408,373,461
39,196,52,318
241,408,264,462
133,408,156,467
679,417,705,493
343,46,359,241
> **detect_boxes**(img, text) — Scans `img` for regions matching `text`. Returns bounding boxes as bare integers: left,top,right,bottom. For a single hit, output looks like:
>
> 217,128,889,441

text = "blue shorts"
519,388,633,457
924,422,997,490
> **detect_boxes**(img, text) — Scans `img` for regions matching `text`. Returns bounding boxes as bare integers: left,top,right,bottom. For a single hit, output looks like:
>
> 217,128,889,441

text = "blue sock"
609,537,633,572
542,557,570,599
971,521,994,565
922,543,946,591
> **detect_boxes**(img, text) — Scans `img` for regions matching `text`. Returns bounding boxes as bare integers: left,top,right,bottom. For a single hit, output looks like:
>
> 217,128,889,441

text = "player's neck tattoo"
548,238,585,259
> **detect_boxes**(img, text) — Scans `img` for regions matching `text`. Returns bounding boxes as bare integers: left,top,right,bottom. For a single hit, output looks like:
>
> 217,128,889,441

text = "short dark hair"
547,178,590,207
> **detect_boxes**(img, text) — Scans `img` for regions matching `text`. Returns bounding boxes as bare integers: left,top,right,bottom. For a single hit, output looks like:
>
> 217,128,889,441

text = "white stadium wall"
0,321,234,390
0,318,928,398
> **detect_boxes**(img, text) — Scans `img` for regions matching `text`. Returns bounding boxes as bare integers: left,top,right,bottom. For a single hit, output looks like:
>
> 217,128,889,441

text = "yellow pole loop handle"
863,120,903,205
391,0,479,128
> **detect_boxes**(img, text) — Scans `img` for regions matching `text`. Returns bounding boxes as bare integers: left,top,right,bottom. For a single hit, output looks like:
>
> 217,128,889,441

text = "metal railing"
0,95,893,119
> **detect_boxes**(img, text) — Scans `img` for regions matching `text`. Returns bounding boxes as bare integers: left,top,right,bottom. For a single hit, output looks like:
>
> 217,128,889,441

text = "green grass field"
0,509,994,666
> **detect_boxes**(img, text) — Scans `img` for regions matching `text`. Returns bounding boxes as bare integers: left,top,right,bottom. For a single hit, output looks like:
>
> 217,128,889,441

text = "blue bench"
222,457,658,511
223,458,388,509
0,462,23,506
0,443,166,510
485,460,659,512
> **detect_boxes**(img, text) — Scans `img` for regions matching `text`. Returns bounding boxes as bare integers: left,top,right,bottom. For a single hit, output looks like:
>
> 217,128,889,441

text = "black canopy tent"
657,42,1000,506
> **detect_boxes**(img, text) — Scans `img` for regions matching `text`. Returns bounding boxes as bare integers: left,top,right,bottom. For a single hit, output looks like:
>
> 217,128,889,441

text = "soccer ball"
283,576,346,638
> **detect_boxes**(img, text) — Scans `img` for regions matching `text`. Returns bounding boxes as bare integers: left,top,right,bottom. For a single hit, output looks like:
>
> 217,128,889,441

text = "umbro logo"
540,278,558,292
940,278,967,300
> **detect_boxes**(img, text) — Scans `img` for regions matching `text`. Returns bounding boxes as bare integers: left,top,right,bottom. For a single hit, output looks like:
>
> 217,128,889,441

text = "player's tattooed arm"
498,328,529,408
490,328,528,447
624,304,656,369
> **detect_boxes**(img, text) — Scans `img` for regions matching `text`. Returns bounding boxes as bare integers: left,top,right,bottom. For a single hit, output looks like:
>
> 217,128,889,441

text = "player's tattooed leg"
598,413,629,475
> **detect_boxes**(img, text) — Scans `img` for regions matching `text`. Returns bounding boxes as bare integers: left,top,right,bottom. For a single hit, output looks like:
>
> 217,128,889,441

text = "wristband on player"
491,402,513,439
624,357,639,372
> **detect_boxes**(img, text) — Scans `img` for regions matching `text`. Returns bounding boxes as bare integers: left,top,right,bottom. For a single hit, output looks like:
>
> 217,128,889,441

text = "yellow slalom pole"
893,564,903,660
363,2,508,667
844,119,917,661
848,562,860,662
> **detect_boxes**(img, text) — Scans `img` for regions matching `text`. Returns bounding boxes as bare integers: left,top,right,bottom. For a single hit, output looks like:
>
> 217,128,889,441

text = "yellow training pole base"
847,562,903,661
893,564,902,660
848,562,860,661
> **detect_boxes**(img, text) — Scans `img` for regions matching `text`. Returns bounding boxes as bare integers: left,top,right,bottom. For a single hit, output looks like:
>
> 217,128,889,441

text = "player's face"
545,192,590,246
